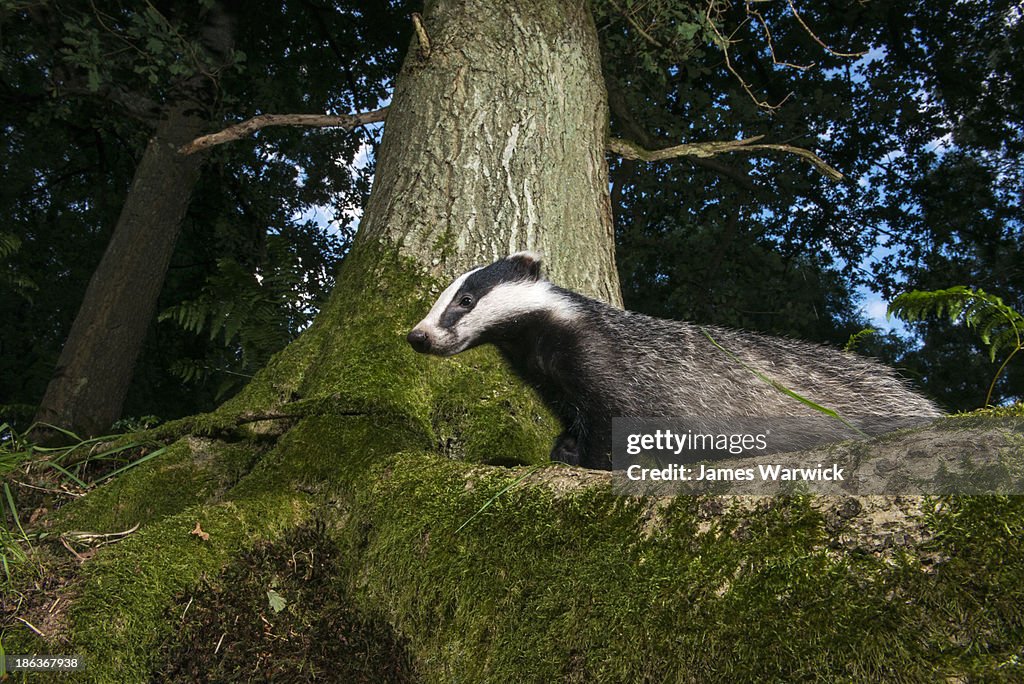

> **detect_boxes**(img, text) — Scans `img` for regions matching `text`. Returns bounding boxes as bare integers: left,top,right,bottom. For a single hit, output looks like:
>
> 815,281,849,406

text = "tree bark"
34,105,207,437
363,0,621,304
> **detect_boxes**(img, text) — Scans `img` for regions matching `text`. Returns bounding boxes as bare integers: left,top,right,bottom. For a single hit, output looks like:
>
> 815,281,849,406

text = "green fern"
0,233,19,260
843,327,877,353
888,286,1023,407
0,232,37,301
158,235,321,396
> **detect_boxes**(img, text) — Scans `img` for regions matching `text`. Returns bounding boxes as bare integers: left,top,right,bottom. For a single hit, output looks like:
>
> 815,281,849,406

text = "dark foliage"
0,0,411,425
596,0,1023,408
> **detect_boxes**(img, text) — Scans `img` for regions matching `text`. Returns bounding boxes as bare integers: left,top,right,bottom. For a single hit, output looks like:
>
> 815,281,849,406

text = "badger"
407,252,943,470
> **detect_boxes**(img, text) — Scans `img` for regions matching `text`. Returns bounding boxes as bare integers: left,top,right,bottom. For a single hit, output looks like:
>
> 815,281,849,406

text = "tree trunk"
363,0,620,304
33,105,207,437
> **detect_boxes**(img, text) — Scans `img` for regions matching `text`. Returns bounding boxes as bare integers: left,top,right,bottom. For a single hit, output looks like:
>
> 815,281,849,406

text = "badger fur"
407,252,942,470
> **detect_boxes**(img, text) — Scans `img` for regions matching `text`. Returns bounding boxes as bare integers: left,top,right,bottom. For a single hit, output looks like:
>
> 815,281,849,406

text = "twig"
17,617,46,638
607,135,844,181
608,0,665,49
235,412,301,425
179,107,388,155
14,480,85,498
746,2,814,70
706,4,788,111
62,522,141,547
181,596,194,621
787,0,866,58
234,409,364,426
60,536,88,562
411,13,431,58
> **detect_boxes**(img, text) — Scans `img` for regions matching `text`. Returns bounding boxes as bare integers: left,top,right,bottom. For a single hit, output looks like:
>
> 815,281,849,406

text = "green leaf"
844,328,877,353
267,588,287,614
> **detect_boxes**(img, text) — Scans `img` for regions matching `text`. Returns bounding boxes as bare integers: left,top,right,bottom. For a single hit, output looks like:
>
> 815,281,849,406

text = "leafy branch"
888,287,1023,407
158,236,322,399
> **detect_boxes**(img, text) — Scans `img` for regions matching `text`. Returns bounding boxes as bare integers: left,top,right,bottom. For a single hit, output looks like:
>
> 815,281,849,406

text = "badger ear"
507,251,542,280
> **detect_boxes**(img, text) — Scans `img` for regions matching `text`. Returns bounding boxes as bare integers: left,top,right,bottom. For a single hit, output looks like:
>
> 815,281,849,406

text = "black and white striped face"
407,252,572,356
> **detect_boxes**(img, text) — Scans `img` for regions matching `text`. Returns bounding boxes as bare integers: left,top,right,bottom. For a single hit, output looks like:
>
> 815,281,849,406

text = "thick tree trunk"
34,106,207,437
364,0,620,304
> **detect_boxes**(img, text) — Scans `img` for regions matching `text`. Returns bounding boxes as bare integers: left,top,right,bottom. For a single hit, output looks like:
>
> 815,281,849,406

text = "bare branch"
609,134,765,161
179,107,388,155
608,0,665,49
607,79,757,190
745,2,815,70
607,135,844,182
706,4,790,112
787,0,867,58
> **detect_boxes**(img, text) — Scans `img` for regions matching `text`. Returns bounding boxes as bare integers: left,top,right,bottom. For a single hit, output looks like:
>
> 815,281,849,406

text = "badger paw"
549,433,581,466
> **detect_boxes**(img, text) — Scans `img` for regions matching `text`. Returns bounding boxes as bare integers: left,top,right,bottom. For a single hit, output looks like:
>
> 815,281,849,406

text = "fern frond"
844,328,876,353
889,287,1022,343
889,286,1024,406
988,327,1020,362
0,233,21,260
168,359,211,384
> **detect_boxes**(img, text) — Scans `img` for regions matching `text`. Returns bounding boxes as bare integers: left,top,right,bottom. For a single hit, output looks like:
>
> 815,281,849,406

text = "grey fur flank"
572,294,941,421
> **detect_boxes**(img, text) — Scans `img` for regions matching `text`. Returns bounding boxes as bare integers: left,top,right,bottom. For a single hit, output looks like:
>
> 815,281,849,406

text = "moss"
52,439,260,532
209,241,555,467
940,401,1024,430
64,494,311,683
429,347,558,466
10,239,1023,681
333,455,1024,682
918,496,1024,673
10,440,1024,681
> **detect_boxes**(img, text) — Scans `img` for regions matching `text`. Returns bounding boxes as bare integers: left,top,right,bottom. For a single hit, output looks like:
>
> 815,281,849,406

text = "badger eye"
458,294,474,308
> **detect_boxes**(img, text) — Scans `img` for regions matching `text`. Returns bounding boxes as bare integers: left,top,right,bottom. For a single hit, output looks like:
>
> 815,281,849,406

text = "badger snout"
407,328,432,354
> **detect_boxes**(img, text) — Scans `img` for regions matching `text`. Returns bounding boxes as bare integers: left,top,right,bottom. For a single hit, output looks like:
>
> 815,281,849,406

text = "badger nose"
407,328,431,353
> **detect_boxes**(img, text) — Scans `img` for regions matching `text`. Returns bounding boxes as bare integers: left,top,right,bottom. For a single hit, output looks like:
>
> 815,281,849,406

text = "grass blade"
455,466,541,534
91,445,170,485
39,461,89,489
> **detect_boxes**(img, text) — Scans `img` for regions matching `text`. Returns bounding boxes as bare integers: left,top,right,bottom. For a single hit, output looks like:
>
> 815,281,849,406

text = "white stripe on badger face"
417,266,483,329
454,280,578,345
410,266,484,355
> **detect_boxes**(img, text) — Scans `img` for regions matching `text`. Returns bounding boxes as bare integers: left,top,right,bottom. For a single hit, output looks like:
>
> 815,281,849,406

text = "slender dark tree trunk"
34,105,207,437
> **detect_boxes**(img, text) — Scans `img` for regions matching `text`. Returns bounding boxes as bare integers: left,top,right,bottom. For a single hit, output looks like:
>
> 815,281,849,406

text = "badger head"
407,251,564,356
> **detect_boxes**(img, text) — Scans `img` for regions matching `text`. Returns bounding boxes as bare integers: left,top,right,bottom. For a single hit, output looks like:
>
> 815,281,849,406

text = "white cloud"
861,296,892,328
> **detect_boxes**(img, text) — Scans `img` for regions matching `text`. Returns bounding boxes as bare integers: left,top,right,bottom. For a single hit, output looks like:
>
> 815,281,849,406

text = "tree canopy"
0,0,409,424
598,0,1023,408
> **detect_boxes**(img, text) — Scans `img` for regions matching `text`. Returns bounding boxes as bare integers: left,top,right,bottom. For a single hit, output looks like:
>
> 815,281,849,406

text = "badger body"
407,252,942,470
